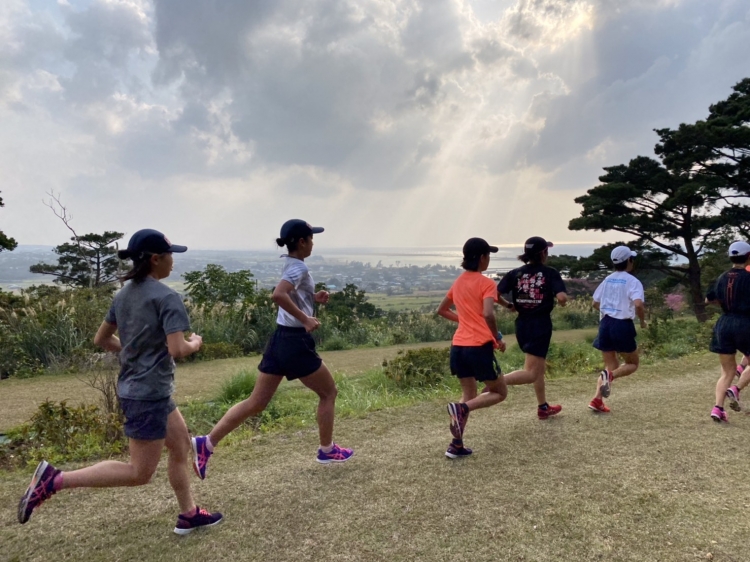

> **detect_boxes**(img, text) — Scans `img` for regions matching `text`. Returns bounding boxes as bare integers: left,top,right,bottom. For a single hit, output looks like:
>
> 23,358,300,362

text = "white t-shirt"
277,257,316,327
592,271,645,320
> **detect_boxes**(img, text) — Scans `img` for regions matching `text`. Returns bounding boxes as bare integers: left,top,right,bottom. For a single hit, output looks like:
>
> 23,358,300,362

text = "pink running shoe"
726,386,742,412
191,436,213,480
316,444,354,464
710,406,728,423
18,460,60,524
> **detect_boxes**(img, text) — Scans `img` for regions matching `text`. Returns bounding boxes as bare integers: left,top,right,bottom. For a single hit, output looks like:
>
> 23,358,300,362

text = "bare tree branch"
43,191,94,289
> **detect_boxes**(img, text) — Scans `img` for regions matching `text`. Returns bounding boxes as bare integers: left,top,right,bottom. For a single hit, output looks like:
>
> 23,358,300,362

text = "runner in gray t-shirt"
18,229,222,535
191,219,354,479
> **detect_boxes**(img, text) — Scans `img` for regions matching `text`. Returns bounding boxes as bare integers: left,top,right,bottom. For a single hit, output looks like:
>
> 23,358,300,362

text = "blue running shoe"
191,436,213,480
316,443,354,464
18,460,60,524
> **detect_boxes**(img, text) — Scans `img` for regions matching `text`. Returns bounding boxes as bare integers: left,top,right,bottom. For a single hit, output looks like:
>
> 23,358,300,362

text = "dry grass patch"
1,352,747,561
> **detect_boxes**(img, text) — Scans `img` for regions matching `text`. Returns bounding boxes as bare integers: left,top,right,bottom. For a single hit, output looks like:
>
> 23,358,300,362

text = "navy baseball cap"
279,219,324,240
523,236,553,257
117,229,187,260
463,237,499,258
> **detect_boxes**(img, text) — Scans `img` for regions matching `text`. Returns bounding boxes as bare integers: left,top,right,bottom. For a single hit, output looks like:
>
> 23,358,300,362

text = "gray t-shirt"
276,257,315,327
105,277,191,400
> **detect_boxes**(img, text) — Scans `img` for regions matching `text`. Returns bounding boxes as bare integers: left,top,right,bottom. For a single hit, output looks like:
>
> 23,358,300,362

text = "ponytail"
120,254,154,283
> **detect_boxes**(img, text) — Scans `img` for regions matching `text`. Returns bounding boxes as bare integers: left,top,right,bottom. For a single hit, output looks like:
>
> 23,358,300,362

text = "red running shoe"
588,398,610,414
537,404,562,420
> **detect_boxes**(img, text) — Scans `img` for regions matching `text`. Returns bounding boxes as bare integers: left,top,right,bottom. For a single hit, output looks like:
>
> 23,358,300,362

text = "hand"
640,319,647,329
303,316,321,333
188,333,203,351
497,340,506,353
315,290,330,304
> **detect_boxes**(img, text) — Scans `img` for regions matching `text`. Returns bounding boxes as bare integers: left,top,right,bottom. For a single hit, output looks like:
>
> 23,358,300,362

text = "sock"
460,403,469,415
538,402,549,410
181,506,198,518
715,405,724,411
451,438,464,448
205,436,214,453
53,472,64,492
321,443,334,454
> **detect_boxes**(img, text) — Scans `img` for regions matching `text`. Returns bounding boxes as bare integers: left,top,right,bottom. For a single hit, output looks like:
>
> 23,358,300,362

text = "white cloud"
0,0,748,251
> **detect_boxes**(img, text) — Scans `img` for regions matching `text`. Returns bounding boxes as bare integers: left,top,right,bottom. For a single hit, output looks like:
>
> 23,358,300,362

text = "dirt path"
0,329,597,430
1,352,747,561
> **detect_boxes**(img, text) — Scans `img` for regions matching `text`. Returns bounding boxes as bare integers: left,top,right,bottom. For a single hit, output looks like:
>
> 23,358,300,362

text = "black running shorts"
450,342,500,382
258,325,323,380
515,315,553,359
120,396,177,441
710,315,750,356
593,315,637,354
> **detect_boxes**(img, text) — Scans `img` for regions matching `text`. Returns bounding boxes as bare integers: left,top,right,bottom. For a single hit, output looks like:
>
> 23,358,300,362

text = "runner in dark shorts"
497,236,567,420
191,220,353,479
706,241,750,422
438,238,507,458
588,246,646,414
18,229,222,534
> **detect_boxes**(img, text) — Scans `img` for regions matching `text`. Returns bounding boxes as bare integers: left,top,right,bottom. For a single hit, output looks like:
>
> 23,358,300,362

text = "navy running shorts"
710,315,750,355
120,396,177,441
593,315,637,354
258,325,323,380
450,342,500,382
515,315,553,359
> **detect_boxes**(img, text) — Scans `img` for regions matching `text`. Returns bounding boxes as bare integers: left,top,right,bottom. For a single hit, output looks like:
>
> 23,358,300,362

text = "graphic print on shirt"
515,272,546,309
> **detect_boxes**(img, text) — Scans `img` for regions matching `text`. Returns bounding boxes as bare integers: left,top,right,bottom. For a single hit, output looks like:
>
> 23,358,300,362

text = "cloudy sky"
1,0,748,251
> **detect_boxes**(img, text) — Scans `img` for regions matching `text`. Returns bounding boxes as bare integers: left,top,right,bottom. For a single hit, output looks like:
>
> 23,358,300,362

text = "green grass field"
366,291,446,311
1,331,746,561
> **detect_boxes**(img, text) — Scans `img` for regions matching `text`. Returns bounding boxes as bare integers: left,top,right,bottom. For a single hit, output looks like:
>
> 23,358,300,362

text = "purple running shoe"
447,402,469,440
174,506,223,535
726,386,742,412
316,443,354,464
445,443,473,459
599,369,613,398
710,406,728,423
18,460,60,524
191,436,213,480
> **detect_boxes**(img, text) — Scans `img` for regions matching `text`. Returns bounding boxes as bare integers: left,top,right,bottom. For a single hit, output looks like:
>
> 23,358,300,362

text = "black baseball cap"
523,236,553,257
279,219,324,240
463,237,499,258
117,229,187,260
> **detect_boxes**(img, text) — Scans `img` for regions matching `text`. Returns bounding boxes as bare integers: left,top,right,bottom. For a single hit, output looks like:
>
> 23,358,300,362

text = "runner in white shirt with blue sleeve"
588,245,646,414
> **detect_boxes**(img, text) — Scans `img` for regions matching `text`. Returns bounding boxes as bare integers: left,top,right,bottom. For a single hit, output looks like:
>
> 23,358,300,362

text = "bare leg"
459,378,478,404
716,354,737,408
208,372,283,445
505,354,547,405
465,376,507,411
613,351,639,379
62,438,163,489
164,408,196,514
737,360,750,391
299,363,338,447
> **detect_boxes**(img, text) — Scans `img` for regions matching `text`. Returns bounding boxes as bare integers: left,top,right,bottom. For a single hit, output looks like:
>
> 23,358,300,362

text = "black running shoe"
174,507,223,535
447,402,468,439
445,443,473,459
18,460,60,524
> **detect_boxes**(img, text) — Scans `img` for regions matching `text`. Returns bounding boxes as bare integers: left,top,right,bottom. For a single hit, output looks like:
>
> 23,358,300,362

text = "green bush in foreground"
382,347,451,388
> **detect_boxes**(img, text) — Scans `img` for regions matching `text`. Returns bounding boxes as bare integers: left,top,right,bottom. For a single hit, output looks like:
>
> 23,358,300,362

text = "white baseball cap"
728,241,750,257
611,245,637,264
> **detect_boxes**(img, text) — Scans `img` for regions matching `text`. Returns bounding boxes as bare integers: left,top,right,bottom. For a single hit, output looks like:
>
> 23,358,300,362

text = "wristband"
497,331,503,341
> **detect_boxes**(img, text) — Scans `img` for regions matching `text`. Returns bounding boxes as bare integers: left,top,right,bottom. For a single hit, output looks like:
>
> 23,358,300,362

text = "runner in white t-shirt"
588,246,646,413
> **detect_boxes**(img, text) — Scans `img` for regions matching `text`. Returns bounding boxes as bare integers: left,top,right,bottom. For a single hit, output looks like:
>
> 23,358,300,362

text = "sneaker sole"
18,460,49,524
600,372,611,398
445,451,472,459
726,390,742,412
173,516,223,535
587,404,609,414
710,414,728,423
190,438,204,480
316,451,355,464
447,403,463,439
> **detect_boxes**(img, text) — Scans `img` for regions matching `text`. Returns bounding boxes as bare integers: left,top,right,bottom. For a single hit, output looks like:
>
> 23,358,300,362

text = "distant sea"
318,243,604,269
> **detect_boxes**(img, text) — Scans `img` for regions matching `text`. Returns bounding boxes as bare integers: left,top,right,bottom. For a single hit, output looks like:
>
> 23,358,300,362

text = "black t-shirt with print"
498,264,567,317
706,268,750,317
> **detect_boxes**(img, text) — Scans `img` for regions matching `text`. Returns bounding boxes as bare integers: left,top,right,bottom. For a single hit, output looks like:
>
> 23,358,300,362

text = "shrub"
218,370,258,404
382,347,451,388
0,400,126,468
195,342,245,361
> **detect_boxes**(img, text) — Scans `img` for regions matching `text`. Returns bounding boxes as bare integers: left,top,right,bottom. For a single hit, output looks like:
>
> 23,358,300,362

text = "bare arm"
94,321,121,353
273,280,320,332
497,294,514,311
556,292,567,307
634,299,646,328
593,301,600,311
437,296,459,323
167,331,203,359
483,297,498,337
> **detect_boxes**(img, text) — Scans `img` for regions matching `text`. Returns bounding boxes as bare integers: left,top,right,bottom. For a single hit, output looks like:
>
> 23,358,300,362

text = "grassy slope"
1,349,748,561
0,329,597,431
